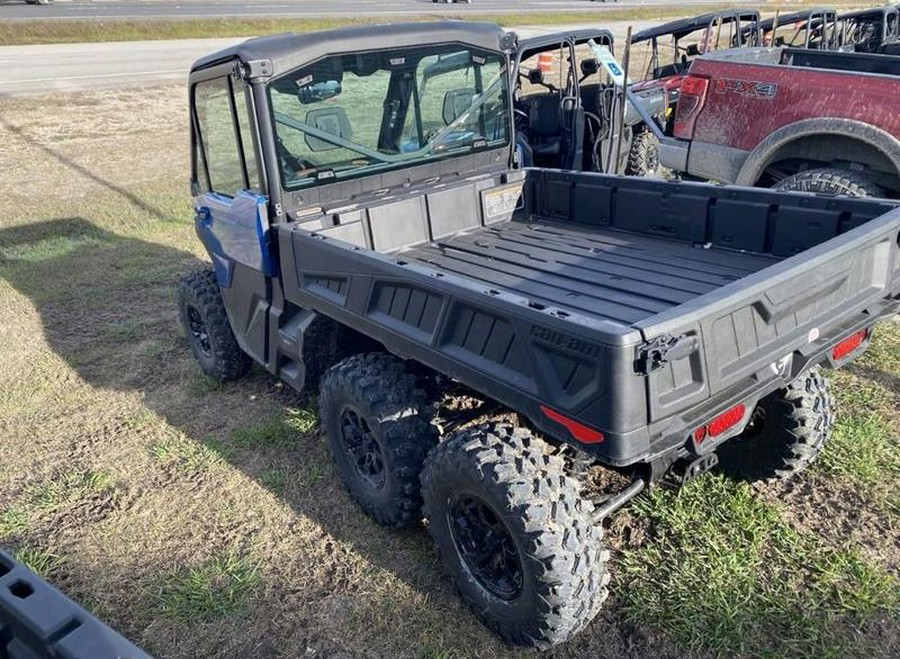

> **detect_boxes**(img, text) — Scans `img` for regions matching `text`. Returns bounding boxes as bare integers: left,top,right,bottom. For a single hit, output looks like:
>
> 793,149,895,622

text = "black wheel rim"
339,406,386,491
448,494,523,601
186,306,212,358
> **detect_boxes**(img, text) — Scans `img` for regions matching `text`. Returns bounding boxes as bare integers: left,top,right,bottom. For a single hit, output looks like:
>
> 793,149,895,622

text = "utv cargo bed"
404,219,777,326
276,170,900,465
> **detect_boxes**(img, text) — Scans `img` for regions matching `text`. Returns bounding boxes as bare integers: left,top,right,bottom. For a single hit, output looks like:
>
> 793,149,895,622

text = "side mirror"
580,58,599,77
685,44,701,57
297,79,342,105
774,36,786,47
527,68,544,85
442,88,477,124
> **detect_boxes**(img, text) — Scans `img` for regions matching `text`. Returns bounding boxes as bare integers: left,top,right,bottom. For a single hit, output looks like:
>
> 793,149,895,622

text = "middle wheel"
319,353,439,528
421,423,609,649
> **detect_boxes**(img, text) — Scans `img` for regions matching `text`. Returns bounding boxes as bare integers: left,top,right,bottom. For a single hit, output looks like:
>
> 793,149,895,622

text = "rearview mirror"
297,80,342,104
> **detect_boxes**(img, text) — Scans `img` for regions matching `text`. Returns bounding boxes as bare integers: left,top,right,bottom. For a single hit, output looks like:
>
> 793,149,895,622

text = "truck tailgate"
636,208,900,421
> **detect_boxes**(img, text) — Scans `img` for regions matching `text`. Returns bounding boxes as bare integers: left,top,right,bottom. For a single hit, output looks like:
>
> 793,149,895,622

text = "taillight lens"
673,75,709,140
832,329,868,361
693,403,747,443
708,403,747,437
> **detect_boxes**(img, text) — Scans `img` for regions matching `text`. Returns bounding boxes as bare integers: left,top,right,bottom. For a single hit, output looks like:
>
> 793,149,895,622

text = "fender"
734,117,900,187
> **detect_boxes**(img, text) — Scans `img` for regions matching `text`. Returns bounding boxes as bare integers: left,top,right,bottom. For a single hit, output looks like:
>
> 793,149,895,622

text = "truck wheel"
717,367,834,481
625,128,659,177
319,354,439,528
775,167,886,198
177,268,251,382
421,423,609,649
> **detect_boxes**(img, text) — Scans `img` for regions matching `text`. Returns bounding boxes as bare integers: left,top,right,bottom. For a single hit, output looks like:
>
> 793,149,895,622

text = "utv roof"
632,9,760,43
838,7,897,20
516,28,614,58
759,8,836,31
190,21,511,79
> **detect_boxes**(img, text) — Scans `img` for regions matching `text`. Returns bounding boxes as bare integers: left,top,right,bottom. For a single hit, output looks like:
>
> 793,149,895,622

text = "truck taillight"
673,75,709,140
692,403,747,443
831,329,868,361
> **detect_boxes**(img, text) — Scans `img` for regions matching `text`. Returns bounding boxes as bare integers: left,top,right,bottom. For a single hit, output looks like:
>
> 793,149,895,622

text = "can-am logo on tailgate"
531,326,603,359
715,78,778,100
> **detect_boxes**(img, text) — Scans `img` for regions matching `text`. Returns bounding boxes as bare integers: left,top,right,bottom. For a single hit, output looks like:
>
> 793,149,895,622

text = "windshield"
268,44,510,190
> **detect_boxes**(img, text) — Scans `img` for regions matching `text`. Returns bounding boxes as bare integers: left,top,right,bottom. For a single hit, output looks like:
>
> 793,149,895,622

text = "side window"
232,85,261,192
887,12,899,39
193,76,261,196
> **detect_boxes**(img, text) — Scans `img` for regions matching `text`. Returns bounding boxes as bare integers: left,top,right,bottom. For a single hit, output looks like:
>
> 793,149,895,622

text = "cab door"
191,63,273,364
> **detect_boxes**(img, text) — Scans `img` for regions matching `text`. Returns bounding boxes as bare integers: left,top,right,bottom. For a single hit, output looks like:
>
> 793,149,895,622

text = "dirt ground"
1,83,898,659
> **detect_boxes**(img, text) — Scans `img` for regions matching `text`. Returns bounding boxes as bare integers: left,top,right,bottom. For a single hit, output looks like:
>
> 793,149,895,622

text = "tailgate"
636,208,900,421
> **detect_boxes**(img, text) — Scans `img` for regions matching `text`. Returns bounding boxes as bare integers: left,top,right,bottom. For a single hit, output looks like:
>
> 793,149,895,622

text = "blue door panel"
194,190,276,287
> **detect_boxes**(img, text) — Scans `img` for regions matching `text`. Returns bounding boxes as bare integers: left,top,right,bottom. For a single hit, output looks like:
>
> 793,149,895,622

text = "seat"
527,92,563,159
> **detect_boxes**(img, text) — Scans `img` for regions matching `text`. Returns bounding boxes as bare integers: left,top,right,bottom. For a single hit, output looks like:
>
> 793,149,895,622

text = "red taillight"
540,405,604,444
832,329,868,361
708,403,747,437
673,75,709,140
693,403,747,443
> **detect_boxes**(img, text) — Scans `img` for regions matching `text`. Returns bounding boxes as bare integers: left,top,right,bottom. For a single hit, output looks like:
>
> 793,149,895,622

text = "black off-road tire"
775,167,886,198
177,268,251,382
421,423,609,649
625,128,659,177
319,353,439,528
717,367,835,481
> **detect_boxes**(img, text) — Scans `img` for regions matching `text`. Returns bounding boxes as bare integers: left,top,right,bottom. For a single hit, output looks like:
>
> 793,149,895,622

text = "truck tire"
319,353,439,528
420,423,609,649
717,367,835,481
775,167,886,198
177,268,251,382
625,128,659,177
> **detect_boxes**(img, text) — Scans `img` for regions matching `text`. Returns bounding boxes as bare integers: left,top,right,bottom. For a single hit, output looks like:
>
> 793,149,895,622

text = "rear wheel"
421,423,609,649
319,353,439,528
717,367,835,481
177,268,251,382
775,167,886,198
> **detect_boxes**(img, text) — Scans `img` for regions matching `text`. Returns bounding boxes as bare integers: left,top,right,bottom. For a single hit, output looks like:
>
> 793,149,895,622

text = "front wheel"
177,268,251,382
717,367,835,481
421,423,609,649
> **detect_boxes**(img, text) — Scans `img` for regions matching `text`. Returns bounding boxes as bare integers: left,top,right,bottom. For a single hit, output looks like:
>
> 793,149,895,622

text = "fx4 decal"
715,78,778,100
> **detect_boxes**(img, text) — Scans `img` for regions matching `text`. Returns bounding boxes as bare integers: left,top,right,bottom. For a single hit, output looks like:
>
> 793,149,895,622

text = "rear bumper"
658,137,689,172
658,138,750,184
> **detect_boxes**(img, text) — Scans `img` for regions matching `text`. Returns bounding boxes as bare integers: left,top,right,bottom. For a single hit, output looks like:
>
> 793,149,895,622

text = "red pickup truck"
658,47,900,197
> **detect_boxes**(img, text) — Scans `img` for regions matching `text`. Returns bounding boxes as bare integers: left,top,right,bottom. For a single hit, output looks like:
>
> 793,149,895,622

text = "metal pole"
772,9,781,47
613,26,633,175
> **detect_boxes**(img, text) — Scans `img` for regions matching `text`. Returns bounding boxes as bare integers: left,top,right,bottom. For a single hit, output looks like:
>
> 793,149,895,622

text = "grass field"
0,1,877,46
1,84,899,658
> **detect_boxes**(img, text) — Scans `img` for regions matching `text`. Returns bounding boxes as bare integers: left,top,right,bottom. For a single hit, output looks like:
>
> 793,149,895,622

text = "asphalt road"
0,21,659,95
0,0,739,20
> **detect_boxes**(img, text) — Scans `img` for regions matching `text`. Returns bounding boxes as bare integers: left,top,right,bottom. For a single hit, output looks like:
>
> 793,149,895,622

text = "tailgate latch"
637,334,698,374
